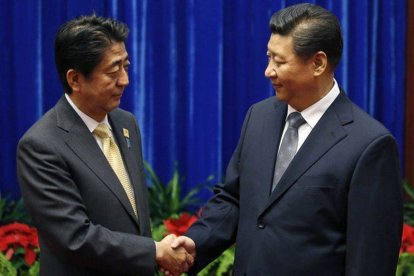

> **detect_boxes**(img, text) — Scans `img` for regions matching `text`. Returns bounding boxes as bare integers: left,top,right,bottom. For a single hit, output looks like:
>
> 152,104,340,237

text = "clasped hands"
155,234,196,276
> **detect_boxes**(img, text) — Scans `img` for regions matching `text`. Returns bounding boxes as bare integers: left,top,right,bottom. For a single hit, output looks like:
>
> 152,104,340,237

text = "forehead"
99,42,128,66
267,34,294,56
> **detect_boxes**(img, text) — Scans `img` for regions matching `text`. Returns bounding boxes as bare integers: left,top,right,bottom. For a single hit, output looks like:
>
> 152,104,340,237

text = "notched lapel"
65,123,138,222
56,98,139,224
255,102,287,199
263,93,352,214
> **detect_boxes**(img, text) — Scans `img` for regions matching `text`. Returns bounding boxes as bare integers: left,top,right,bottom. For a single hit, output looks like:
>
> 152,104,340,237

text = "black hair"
269,3,343,69
54,14,129,93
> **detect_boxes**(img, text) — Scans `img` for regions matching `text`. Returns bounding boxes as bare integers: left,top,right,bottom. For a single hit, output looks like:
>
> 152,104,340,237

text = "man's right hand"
155,234,194,276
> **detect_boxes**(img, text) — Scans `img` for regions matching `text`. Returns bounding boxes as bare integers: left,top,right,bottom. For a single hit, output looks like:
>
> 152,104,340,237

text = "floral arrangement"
145,162,234,275
151,212,198,243
0,196,39,276
397,224,414,275
396,181,414,276
2,171,413,275
145,162,213,226
152,212,234,276
164,213,198,236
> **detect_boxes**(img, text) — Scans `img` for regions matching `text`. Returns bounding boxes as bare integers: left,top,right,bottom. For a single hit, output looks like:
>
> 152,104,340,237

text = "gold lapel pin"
123,128,130,138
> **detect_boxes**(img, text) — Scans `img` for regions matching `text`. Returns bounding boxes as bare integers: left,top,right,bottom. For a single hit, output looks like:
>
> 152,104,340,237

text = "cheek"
276,69,294,83
276,66,295,78
100,82,117,95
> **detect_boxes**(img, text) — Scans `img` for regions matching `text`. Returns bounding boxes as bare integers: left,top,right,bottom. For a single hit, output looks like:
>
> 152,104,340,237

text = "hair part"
269,3,343,70
54,14,129,93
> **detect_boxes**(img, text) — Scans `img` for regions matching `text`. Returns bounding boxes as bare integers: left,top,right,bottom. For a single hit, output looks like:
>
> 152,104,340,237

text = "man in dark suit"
16,15,192,276
172,3,403,275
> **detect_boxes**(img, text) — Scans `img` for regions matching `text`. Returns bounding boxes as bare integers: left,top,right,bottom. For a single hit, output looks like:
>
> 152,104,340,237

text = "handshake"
155,234,196,276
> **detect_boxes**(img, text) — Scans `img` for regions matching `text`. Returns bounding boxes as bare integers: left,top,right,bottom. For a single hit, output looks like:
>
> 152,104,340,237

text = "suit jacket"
186,91,403,276
17,96,155,275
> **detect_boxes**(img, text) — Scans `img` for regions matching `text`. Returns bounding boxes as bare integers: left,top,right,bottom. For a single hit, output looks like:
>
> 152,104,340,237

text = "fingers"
156,236,192,275
163,234,177,242
171,235,191,248
185,251,194,267
171,236,196,260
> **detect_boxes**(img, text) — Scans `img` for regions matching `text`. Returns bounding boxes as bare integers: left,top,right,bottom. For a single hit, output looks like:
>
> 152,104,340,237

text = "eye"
274,58,286,67
107,66,120,75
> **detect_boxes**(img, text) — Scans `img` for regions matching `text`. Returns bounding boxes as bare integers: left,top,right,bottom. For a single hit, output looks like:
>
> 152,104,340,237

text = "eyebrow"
267,50,283,58
267,46,276,54
108,55,130,69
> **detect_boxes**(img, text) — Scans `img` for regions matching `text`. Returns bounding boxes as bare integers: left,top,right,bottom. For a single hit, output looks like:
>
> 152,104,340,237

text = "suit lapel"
263,92,353,213
256,100,287,199
56,97,139,225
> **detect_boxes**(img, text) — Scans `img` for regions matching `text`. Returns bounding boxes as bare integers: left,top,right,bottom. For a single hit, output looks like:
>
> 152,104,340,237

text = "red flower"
0,222,39,265
24,247,37,265
164,213,198,236
400,223,414,254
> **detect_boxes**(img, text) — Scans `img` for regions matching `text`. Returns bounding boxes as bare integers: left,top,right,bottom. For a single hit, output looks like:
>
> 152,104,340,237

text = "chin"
275,90,284,100
107,102,121,112
275,93,291,105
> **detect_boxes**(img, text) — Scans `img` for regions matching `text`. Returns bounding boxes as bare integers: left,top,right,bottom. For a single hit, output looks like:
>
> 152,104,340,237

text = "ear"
312,51,328,77
66,69,82,93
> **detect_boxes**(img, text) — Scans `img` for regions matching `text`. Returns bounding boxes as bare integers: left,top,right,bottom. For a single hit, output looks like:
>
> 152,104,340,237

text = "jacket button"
257,221,265,229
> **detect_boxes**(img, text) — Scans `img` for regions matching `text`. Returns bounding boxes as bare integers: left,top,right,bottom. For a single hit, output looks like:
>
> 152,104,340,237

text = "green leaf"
403,180,414,227
404,181,414,201
28,261,40,276
145,161,214,224
397,253,414,276
198,247,234,276
0,253,17,276
151,223,167,242
216,247,235,275
0,195,32,225
168,169,181,213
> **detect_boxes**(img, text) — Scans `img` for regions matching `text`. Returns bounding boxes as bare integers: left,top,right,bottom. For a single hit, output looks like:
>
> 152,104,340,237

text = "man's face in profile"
264,33,317,110
75,42,130,120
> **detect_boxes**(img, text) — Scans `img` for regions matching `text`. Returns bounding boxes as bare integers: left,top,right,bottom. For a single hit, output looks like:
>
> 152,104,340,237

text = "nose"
117,68,129,87
264,62,276,78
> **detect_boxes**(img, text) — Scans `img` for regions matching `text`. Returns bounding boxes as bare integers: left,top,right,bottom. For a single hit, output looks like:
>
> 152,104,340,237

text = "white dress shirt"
65,93,112,151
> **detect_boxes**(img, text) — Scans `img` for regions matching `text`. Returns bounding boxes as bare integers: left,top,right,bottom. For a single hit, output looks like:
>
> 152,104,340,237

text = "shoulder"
330,91,391,138
349,101,391,137
19,107,58,145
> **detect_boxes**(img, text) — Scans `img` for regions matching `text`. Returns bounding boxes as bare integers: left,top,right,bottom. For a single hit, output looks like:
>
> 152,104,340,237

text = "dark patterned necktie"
271,112,306,192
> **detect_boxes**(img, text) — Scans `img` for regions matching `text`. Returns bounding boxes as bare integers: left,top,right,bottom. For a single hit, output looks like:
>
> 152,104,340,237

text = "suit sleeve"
16,135,156,275
185,105,254,274
345,134,403,276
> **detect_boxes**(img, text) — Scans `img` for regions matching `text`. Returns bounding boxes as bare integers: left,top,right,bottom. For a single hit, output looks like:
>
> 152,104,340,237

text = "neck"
67,93,106,122
290,75,334,112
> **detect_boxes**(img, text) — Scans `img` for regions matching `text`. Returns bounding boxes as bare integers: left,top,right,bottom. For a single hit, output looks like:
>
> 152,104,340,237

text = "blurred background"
0,0,411,203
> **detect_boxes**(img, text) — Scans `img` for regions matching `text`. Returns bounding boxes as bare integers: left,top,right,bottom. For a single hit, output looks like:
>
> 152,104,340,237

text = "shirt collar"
65,93,110,132
287,79,340,128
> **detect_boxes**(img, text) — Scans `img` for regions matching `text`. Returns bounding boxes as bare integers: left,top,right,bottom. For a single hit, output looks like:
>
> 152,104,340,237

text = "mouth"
272,83,282,90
